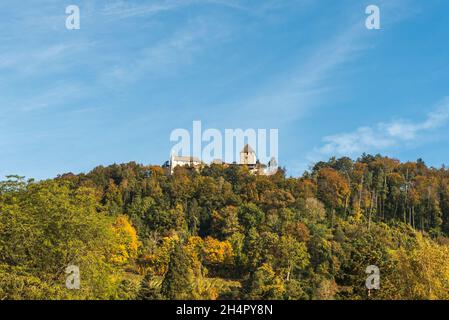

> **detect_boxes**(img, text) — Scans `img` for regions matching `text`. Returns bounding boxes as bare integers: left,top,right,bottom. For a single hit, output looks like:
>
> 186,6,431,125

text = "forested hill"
2,154,449,300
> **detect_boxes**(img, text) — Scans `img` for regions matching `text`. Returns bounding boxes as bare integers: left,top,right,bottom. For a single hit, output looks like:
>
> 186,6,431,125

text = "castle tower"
240,144,256,165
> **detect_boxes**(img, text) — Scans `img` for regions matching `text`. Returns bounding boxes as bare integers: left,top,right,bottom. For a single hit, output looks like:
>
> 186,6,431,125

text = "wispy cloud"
220,0,418,127
0,81,87,117
102,0,184,18
0,42,91,75
217,20,368,127
101,0,246,19
312,97,449,158
104,17,233,83
19,83,86,113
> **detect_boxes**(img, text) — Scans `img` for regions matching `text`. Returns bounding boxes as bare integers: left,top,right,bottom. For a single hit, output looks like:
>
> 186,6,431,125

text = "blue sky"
1,0,449,179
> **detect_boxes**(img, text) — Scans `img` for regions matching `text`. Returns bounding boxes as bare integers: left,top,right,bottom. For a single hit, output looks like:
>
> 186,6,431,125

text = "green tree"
0,180,129,299
245,263,285,300
161,242,194,299
138,273,163,300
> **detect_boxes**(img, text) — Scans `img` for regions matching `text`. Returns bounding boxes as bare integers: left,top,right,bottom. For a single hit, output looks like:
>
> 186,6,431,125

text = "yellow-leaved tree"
111,215,140,265
203,237,234,265
389,233,449,299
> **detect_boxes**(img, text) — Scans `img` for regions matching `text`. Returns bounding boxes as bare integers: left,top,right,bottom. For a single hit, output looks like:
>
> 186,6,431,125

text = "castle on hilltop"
169,144,277,175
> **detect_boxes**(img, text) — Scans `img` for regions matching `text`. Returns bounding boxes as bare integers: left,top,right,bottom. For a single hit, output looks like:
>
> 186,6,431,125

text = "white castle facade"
169,144,277,175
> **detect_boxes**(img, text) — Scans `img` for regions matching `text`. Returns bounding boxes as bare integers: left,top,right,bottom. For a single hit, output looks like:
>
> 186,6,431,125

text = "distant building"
168,144,277,175
266,157,278,175
240,144,256,165
169,154,202,174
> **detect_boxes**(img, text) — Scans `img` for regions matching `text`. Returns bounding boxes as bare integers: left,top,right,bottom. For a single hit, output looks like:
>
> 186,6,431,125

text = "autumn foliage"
3,154,449,299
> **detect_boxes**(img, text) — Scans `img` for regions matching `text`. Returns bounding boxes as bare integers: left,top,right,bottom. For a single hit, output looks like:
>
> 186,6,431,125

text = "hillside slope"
2,154,449,299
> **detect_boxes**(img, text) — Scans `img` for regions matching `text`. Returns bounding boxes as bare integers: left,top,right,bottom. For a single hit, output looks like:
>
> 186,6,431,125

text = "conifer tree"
161,242,193,299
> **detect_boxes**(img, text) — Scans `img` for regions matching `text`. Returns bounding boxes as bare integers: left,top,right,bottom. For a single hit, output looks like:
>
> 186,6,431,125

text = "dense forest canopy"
2,154,449,300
